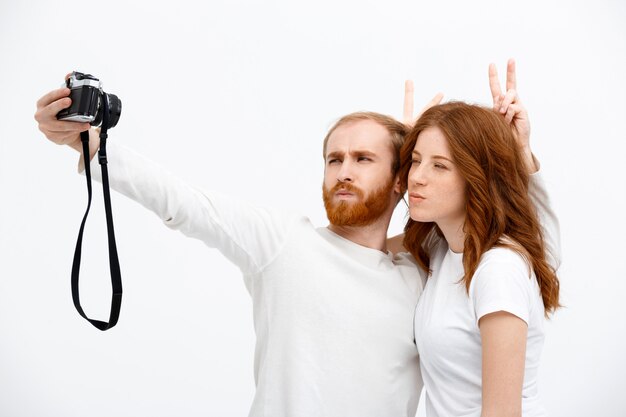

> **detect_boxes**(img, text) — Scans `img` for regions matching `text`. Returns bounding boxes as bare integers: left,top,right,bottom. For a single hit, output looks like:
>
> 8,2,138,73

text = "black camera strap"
71,96,123,330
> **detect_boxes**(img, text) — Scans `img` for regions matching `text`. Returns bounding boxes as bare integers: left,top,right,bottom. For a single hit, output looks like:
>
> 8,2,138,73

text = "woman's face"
407,126,467,229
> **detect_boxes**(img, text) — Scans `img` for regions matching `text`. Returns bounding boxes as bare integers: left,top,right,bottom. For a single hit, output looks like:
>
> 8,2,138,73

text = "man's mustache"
328,182,364,198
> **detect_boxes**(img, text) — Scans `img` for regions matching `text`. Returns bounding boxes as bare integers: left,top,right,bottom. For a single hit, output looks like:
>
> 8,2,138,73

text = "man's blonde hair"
322,112,409,175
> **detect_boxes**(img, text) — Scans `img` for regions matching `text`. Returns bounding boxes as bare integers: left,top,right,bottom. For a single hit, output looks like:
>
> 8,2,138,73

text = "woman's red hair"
398,102,560,316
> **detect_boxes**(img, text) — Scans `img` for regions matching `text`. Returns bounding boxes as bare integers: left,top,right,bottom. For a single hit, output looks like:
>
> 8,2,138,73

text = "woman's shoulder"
477,243,533,278
470,242,541,324
482,245,527,261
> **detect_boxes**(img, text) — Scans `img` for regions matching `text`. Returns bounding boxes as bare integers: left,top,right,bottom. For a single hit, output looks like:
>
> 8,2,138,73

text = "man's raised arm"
35,84,299,276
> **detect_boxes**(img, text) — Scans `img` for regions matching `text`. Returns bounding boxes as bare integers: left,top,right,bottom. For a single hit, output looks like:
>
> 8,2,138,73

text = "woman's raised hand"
489,59,535,172
402,80,444,127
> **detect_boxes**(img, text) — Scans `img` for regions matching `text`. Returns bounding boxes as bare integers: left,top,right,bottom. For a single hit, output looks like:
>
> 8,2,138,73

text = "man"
35,83,433,416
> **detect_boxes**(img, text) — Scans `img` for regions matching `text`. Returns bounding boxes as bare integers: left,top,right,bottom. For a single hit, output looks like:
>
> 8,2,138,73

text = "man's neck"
327,216,392,253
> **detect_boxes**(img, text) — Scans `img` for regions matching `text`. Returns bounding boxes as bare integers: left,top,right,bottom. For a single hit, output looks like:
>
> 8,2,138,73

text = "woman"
397,69,561,415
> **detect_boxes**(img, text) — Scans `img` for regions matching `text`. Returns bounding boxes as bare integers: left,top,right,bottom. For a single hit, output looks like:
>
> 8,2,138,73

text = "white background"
1,0,625,416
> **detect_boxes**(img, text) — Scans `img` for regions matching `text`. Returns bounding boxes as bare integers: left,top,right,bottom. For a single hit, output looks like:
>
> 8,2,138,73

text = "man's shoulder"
393,251,418,266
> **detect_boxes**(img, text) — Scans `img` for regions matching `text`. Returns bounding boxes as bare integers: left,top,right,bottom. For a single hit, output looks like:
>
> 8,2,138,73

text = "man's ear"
393,173,403,195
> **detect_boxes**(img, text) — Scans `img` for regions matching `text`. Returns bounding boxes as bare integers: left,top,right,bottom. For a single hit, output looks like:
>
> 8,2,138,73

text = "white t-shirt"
414,240,548,417
80,143,426,417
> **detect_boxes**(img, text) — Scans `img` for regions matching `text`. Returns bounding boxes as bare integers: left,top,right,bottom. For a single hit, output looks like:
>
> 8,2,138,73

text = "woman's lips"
409,192,425,203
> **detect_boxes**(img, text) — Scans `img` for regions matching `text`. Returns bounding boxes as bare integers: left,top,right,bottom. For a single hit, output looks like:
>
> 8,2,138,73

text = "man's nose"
337,160,354,182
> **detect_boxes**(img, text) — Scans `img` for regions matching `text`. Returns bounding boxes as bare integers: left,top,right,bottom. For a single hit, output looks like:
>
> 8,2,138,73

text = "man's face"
322,120,401,226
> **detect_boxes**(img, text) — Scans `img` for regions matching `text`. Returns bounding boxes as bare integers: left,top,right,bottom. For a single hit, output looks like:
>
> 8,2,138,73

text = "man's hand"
402,80,444,127
488,59,536,172
34,84,91,152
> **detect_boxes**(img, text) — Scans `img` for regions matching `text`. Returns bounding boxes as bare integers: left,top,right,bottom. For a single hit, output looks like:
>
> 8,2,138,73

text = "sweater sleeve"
528,169,562,271
78,142,297,275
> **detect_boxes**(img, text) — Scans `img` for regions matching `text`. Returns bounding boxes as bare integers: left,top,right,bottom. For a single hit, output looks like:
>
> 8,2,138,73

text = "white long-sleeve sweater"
79,142,426,417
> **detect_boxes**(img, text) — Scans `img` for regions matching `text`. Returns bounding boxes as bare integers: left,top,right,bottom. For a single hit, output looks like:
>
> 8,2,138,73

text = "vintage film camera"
57,71,122,129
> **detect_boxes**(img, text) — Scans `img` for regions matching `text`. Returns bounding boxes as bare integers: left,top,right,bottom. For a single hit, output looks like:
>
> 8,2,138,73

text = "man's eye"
357,157,371,162
328,159,340,165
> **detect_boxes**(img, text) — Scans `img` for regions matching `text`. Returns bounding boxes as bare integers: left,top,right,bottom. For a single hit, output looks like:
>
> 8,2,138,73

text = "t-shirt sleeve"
78,142,297,275
469,250,534,326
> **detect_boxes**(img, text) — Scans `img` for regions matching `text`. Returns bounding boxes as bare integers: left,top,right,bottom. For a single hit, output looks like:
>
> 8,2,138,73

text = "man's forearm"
77,141,295,275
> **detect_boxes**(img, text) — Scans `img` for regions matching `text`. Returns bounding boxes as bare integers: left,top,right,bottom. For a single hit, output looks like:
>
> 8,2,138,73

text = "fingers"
403,80,443,126
490,59,518,109
403,80,415,124
37,116,90,140
419,92,444,116
35,90,90,146
504,104,518,124
498,88,518,114
36,87,70,110
45,120,91,133
503,103,527,125
506,58,517,91
488,63,502,109
490,59,530,147
38,121,90,147
47,96,73,116
494,90,525,124
34,95,72,125
35,74,90,148
493,94,503,112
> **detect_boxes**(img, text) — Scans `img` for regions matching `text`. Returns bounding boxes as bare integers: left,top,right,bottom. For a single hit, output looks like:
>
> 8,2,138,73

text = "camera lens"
92,92,122,129
106,93,122,129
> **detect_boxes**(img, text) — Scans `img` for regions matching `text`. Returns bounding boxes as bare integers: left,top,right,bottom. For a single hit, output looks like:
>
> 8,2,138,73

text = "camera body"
57,71,121,129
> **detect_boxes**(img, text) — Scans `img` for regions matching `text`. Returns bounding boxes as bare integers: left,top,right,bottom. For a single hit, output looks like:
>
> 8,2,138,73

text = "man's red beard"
322,180,395,227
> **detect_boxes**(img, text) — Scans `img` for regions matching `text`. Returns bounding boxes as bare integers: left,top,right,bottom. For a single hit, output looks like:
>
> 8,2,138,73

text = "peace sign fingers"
506,58,517,91
488,63,503,111
402,79,443,127
403,80,415,125
490,59,519,111
419,92,444,117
